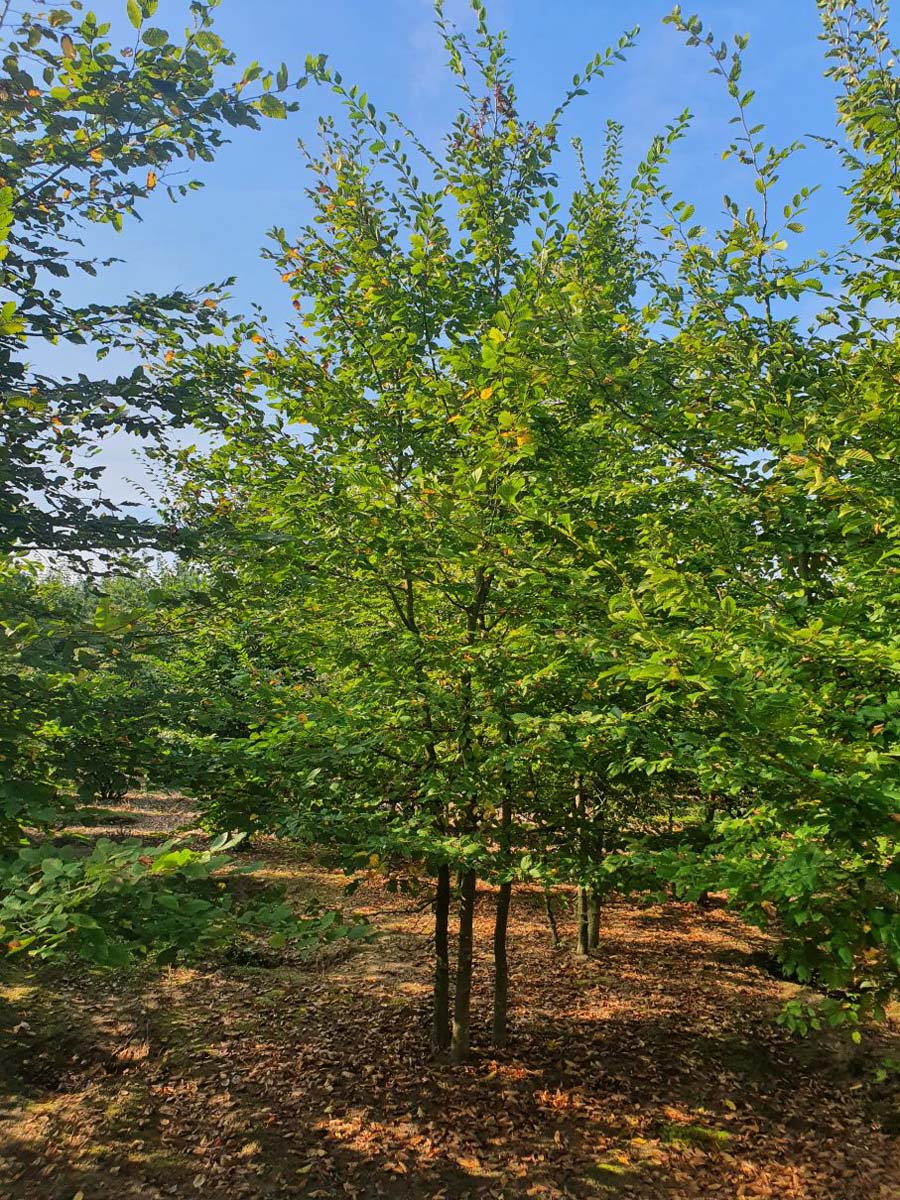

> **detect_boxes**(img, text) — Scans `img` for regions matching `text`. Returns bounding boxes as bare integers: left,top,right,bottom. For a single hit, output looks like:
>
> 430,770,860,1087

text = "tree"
165,0,900,1050
582,1,900,1031
164,1,731,1060
0,0,346,968
1,0,306,558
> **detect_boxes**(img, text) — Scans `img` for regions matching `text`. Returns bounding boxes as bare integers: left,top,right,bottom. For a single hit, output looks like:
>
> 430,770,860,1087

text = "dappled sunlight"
7,0,900,1196
3,818,898,1198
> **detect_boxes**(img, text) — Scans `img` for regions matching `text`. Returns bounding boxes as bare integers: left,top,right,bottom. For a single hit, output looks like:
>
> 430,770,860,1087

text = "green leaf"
195,30,222,54
258,94,287,119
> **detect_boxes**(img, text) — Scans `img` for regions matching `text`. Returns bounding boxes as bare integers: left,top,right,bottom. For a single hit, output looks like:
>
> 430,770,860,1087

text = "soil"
1,794,898,1199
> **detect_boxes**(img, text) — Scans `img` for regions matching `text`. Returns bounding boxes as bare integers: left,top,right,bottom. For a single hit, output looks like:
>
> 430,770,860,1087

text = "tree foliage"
0,0,354,969
4,0,900,1058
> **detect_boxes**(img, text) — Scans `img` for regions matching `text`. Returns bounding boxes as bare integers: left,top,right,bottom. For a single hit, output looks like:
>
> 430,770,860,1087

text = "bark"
587,888,601,950
544,891,561,949
492,879,512,1046
451,869,477,1064
450,568,489,1065
432,863,451,1053
575,885,590,956
492,762,513,1047
574,776,590,956
393,515,448,1059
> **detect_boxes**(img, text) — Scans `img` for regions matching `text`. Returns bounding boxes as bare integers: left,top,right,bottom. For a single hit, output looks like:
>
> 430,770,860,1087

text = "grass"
658,1121,733,1149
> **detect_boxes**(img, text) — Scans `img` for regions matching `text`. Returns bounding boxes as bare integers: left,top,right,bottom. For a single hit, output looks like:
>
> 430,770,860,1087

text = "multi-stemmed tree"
166,0,900,1052
162,2,736,1060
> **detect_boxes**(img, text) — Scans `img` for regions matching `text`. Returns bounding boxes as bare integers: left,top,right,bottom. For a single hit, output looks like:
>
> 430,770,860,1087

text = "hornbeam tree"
169,0,900,1047
164,4,715,1060
0,0,337,967
575,1,900,1030
0,0,308,558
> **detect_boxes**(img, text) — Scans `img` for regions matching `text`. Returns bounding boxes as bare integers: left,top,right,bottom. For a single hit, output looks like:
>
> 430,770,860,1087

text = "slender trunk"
451,869,477,1064
449,568,489,1065
544,890,561,949
492,756,513,1047
432,863,451,1053
492,879,512,1046
587,888,601,950
575,885,590,956
574,776,590,956
698,799,716,914
395,529,446,1059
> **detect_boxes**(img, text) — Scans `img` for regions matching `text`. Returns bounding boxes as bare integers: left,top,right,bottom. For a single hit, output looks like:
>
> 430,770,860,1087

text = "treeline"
3,0,900,1061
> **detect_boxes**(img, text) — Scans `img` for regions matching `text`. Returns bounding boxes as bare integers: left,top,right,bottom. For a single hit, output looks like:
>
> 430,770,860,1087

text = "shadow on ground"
2,809,899,1200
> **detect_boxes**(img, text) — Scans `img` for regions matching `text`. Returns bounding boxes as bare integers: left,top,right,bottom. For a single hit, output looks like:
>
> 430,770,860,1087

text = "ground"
1,795,899,1200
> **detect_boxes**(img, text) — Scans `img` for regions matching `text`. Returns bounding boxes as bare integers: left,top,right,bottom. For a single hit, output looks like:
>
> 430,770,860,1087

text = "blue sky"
28,0,852,505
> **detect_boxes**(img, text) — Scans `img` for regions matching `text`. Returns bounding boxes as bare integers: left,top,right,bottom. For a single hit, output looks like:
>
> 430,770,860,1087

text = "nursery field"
1,796,898,1200
6,2,900,1198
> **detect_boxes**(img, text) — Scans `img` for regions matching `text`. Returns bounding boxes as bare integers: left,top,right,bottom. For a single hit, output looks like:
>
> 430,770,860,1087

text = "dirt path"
1,797,899,1199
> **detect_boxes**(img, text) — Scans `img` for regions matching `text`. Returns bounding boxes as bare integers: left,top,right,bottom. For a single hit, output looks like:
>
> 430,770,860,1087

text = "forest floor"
1,794,899,1200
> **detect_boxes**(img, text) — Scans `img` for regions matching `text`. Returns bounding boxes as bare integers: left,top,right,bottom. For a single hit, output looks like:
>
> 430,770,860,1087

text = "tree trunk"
432,863,451,1053
573,774,591,956
395,544,448,1057
575,885,590,956
544,890,561,949
450,569,488,1065
574,775,591,955
587,888,601,950
451,869,477,1064
492,762,513,1048
492,879,512,1046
